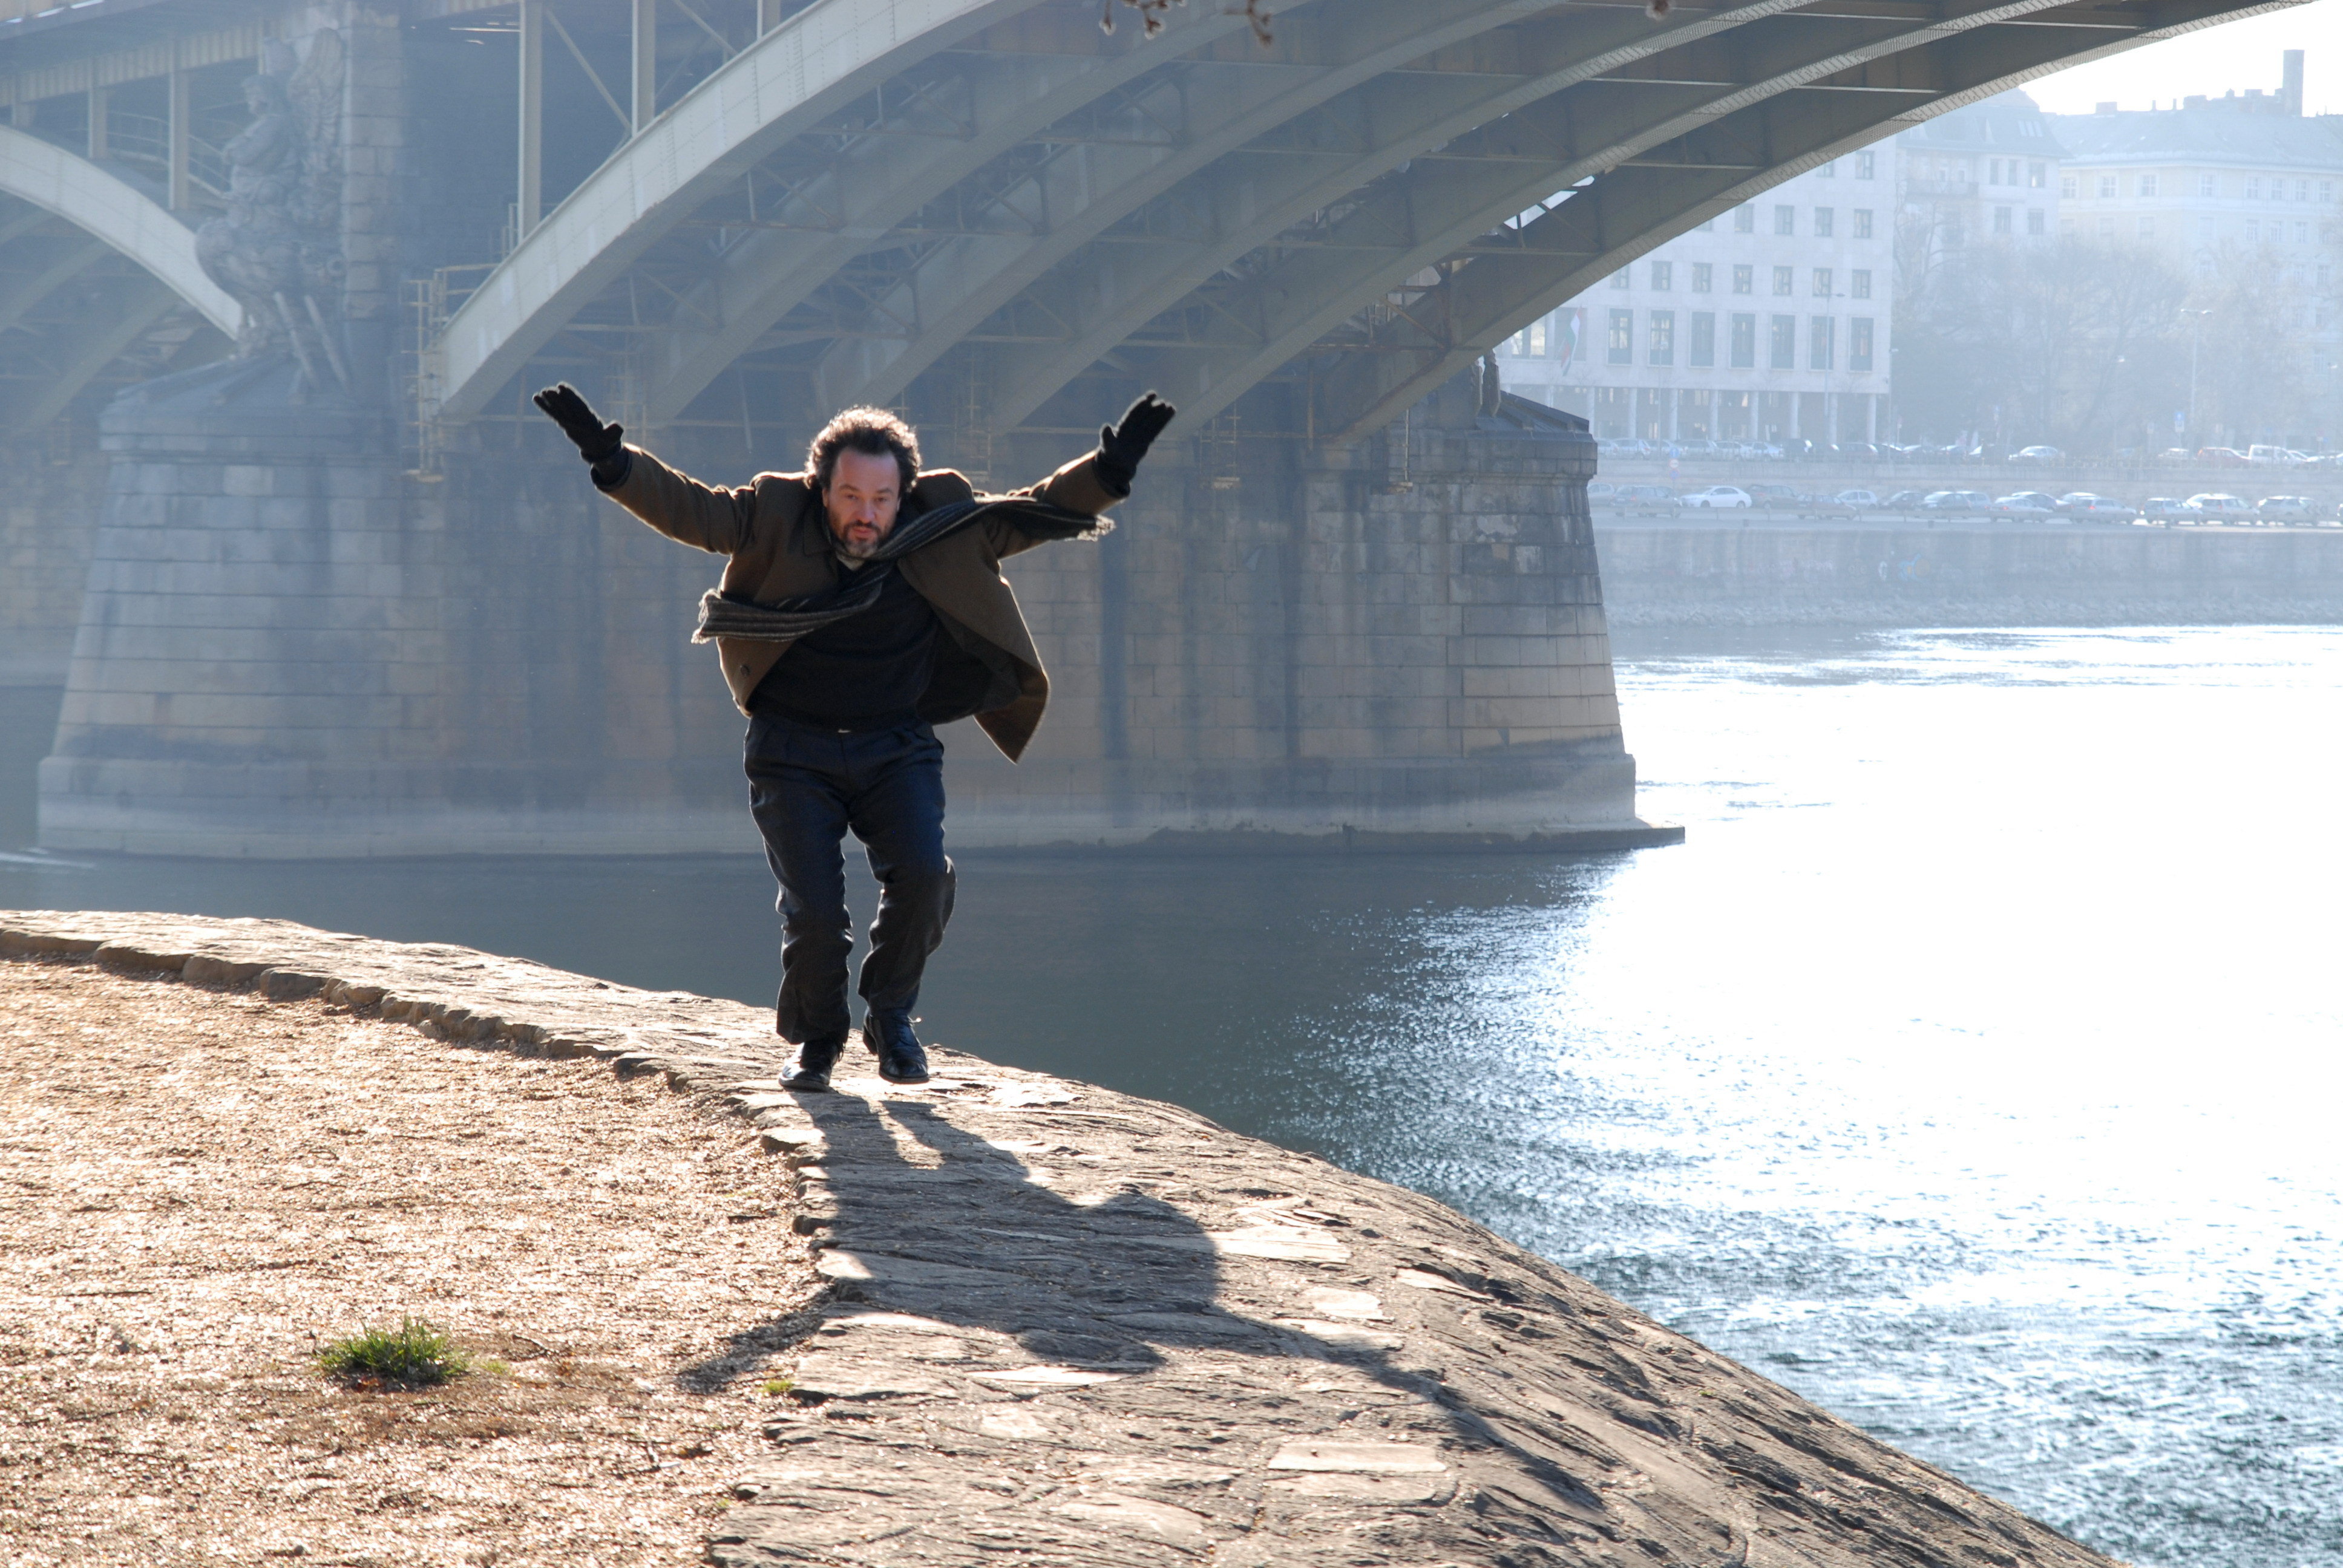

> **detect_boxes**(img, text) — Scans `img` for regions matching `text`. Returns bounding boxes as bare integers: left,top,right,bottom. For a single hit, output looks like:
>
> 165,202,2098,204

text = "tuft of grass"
316,1317,471,1388
761,1377,795,1397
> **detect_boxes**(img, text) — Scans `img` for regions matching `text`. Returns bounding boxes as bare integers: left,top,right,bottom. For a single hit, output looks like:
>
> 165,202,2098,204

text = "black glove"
533,383,630,486
1094,391,1176,495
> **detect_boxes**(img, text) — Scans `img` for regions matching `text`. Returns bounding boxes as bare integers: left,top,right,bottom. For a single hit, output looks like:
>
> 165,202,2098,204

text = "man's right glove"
1094,391,1177,496
534,383,631,488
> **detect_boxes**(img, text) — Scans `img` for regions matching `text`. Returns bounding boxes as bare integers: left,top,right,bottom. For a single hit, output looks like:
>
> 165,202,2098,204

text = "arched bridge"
0,123,237,431
429,0,2290,455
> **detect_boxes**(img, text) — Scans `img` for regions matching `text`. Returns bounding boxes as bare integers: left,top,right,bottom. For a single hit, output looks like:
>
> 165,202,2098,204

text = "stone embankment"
2,910,2123,1568
1597,520,2343,627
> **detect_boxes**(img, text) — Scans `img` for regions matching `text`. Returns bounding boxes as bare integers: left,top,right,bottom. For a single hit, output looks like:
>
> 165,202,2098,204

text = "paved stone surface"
1,910,2122,1568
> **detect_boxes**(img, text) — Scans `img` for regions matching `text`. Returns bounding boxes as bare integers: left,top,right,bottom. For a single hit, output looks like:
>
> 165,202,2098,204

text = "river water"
5,624,2339,1567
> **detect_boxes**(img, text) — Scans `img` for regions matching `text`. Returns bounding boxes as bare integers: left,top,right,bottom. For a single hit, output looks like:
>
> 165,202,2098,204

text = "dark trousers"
744,716,955,1044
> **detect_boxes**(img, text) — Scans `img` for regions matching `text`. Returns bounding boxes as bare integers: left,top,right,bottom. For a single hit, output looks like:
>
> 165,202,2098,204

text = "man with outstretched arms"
534,388,1175,1090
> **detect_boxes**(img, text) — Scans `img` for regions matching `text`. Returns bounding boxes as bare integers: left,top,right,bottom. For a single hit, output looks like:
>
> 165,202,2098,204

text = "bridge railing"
100,109,229,201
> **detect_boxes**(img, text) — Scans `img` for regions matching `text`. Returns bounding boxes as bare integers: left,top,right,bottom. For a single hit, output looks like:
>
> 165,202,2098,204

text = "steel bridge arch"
430,0,2300,445
0,125,240,428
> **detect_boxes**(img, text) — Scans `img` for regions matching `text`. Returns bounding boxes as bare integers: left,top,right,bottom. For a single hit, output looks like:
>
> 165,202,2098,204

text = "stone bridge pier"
36,367,1670,855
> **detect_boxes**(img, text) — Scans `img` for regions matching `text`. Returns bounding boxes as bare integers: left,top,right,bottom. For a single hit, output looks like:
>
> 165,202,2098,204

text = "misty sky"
2027,1,2342,115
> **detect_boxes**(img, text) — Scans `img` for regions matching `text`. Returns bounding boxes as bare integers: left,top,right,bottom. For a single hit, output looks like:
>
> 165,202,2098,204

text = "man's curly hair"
807,407,920,494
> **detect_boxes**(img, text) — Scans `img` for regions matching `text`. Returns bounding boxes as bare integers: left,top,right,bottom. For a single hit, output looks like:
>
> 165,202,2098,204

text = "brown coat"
603,447,1120,761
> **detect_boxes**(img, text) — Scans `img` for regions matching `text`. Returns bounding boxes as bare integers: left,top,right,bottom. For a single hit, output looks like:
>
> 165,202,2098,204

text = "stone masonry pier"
4,909,2118,1568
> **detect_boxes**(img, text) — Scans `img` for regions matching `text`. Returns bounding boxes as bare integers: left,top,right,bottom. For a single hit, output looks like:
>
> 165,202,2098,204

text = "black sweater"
747,564,939,731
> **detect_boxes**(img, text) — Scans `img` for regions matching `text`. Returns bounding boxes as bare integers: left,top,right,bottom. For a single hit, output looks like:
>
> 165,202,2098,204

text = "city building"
1496,153,1896,445
1895,88,2068,292
2045,51,2343,283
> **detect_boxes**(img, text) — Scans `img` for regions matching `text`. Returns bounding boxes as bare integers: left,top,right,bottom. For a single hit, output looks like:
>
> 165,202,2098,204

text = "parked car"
1681,485,1753,508
1746,483,1804,508
1828,443,1881,463
1884,489,1930,509
1587,481,1617,505
2008,445,2064,463
2195,447,2250,467
2140,495,2187,520
2255,494,2316,523
2246,445,2302,466
2183,492,2253,518
1835,489,1882,508
1922,489,1991,511
1613,482,1681,512
1990,492,2060,517
2155,448,2195,464
2057,493,2141,521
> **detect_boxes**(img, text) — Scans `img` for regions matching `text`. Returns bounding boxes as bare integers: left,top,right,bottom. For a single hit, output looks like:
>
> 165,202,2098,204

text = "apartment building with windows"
2045,52,2343,284
1495,152,1895,445
1895,88,2066,288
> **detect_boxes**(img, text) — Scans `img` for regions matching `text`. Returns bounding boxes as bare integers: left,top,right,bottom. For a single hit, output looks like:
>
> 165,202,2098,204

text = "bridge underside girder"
436,0,2299,454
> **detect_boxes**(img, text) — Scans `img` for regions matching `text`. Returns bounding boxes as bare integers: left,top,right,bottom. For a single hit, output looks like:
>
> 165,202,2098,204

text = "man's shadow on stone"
678,1089,1622,1519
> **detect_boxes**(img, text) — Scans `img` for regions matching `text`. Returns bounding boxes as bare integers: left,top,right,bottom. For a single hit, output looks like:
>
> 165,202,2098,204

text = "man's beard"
836,534,881,562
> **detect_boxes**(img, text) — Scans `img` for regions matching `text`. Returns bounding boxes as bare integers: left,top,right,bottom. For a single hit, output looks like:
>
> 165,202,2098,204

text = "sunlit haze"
2027,0,2343,114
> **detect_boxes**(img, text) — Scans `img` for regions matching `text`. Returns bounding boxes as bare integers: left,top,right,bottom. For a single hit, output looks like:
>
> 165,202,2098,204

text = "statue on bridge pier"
533,384,1175,1093
195,33,350,395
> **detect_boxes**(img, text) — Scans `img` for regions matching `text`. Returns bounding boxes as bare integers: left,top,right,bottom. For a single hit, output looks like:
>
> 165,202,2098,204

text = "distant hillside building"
1495,155,1895,446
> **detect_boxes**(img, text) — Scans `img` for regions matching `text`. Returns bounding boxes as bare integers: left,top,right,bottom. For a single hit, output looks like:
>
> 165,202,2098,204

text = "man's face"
824,448,903,561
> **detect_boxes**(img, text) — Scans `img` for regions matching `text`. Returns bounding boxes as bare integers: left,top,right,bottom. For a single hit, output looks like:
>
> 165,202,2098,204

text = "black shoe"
865,1009,931,1085
782,1034,847,1092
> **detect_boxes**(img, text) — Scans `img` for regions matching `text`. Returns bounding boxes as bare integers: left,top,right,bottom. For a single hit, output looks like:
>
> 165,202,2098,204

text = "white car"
1834,489,1881,508
2183,492,2253,519
1681,485,1752,509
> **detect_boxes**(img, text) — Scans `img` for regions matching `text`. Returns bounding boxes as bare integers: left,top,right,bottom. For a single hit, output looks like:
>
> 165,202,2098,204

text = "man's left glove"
1094,391,1176,496
533,383,631,488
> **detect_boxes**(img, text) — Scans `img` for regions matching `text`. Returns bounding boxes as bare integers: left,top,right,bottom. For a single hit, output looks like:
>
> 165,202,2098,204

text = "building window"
1987,158,2002,185
2029,161,2046,189
1857,151,1875,179
1611,268,1631,289
1732,264,1753,294
2203,174,2220,198
1731,313,1757,368
1852,209,1873,239
1994,206,2013,235
1814,207,1834,237
1651,260,1673,290
1698,218,1716,232
2298,221,2311,244
2297,179,2310,201
2138,217,2155,239
2099,215,2114,239
1769,314,1796,370
1850,269,1872,299
2247,218,2260,241
1607,309,1633,365
1812,267,1833,297
2247,177,2261,199
2028,208,2045,236
1775,204,1796,236
1818,159,1837,178
2139,174,2158,197
1809,316,1834,371
1850,316,1873,372
2323,180,2335,202
1690,312,1716,367
1648,310,1675,366
1529,319,1549,354
1692,262,1713,292
2097,175,2117,198
1772,265,1793,296
2062,175,2078,198
1734,204,1755,234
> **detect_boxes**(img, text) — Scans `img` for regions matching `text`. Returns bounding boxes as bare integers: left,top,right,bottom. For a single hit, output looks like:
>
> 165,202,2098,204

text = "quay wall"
1597,520,2343,626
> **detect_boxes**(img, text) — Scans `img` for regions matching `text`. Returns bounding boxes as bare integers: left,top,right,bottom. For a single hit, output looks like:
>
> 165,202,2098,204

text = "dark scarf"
692,496,1106,644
